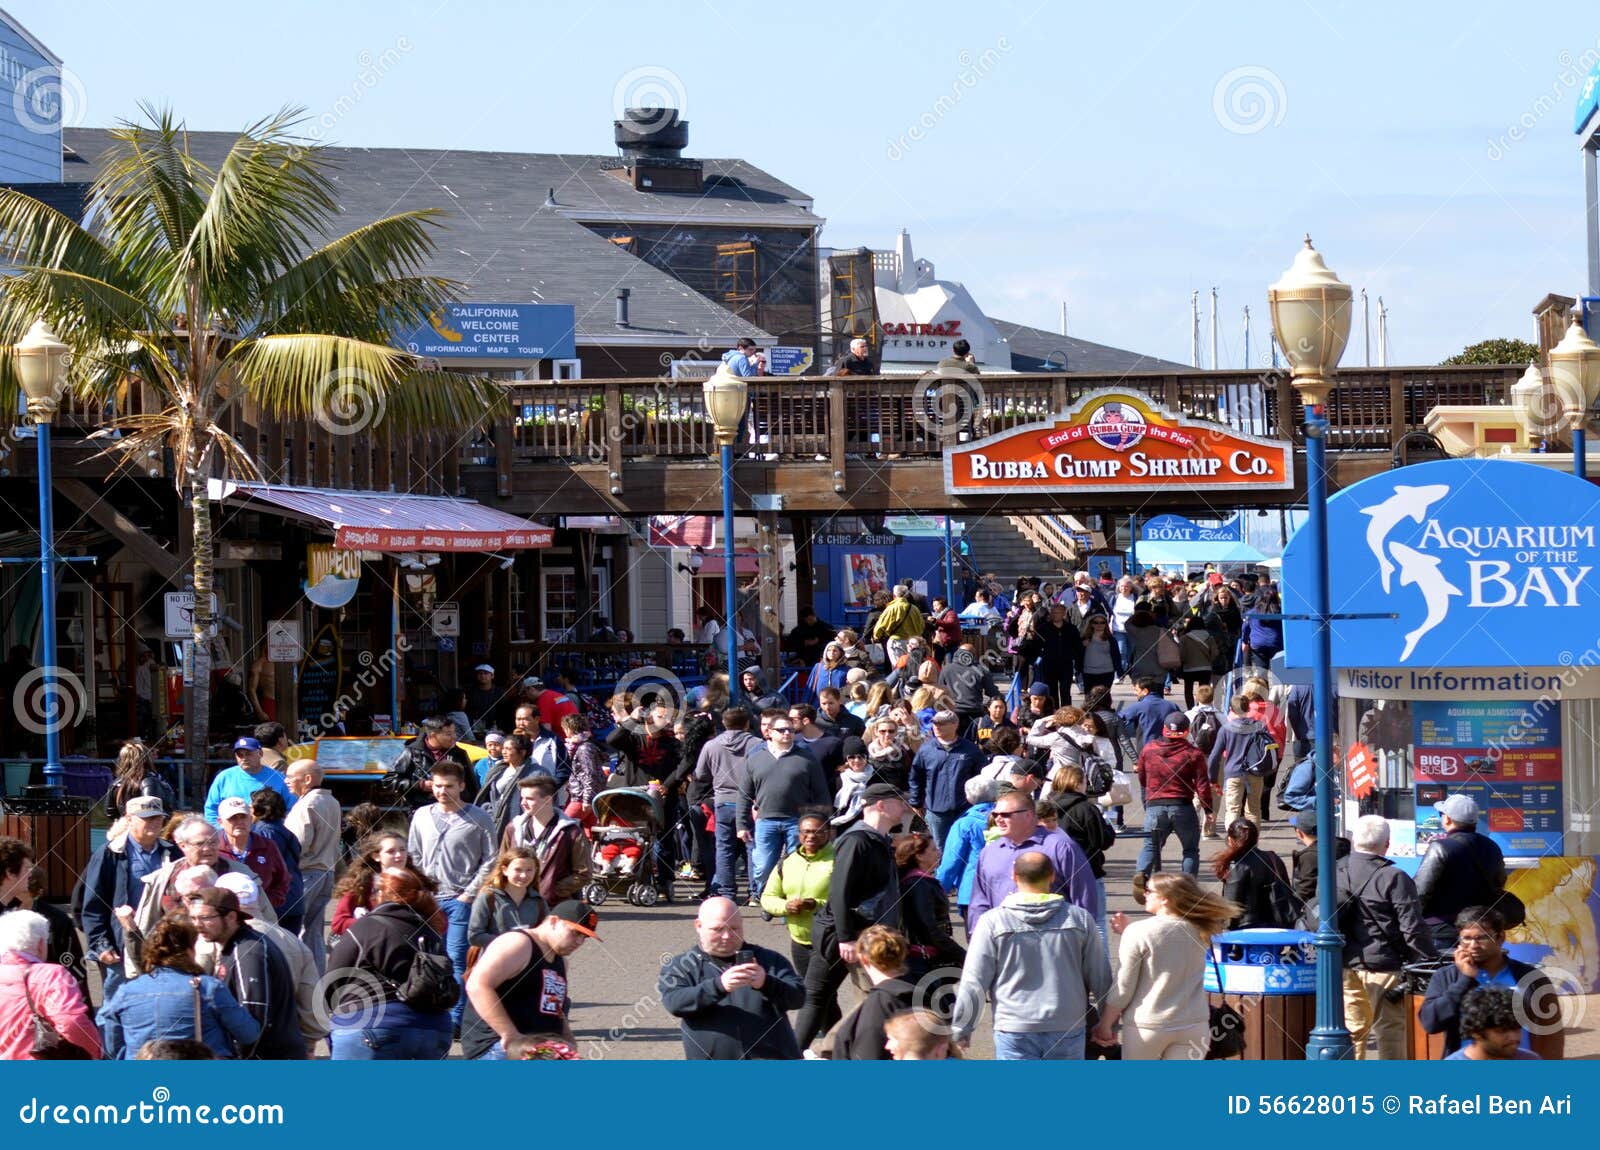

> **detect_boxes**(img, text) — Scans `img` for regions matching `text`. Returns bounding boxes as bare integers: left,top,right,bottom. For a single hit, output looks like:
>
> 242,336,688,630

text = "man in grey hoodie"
694,707,763,902
1205,694,1277,827
952,850,1111,1060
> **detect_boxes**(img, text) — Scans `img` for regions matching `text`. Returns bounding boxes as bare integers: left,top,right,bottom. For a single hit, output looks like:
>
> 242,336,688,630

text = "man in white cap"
1415,794,1508,946
217,796,290,914
204,872,327,1053
466,663,504,733
79,795,179,1002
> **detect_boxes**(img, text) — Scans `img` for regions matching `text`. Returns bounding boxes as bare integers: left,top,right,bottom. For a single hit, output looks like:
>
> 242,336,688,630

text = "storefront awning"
1133,540,1267,567
210,481,554,552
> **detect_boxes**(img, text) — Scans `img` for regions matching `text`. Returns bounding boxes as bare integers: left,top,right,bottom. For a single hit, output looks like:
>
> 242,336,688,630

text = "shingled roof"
63,130,822,346
991,316,1196,375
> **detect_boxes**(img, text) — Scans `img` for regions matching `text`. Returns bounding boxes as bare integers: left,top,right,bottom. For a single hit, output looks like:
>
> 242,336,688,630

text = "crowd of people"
0,566,1565,1062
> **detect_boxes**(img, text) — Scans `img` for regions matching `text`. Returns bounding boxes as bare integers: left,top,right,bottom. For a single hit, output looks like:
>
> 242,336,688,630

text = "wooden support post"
605,383,625,496
757,510,782,684
1389,371,1407,443
829,380,847,499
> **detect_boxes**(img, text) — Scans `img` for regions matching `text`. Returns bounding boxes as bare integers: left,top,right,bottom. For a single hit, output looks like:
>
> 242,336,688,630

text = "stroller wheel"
630,882,659,907
583,882,609,906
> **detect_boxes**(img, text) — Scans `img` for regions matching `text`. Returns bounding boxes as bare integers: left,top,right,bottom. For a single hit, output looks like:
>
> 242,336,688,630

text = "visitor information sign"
1412,700,1563,856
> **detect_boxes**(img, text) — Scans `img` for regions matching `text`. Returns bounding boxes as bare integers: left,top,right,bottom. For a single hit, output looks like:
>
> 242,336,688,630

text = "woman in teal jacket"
934,775,1002,929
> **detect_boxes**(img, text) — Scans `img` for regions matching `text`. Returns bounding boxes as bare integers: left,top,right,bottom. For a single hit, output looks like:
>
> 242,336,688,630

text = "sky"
11,0,1598,368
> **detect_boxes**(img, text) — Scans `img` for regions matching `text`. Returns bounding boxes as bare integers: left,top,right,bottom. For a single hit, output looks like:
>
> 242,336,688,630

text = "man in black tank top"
461,900,598,1059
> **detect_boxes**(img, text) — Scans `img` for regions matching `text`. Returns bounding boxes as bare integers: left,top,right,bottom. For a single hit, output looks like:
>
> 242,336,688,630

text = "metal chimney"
615,287,631,327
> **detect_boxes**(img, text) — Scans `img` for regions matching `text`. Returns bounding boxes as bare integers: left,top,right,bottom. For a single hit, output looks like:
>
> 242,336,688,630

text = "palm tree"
0,107,503,788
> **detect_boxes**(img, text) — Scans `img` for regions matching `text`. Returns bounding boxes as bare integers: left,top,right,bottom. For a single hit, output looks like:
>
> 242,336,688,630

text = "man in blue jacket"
909,710,986,848
204,737,293,825
1118,677,1180,750
80,796,179,1003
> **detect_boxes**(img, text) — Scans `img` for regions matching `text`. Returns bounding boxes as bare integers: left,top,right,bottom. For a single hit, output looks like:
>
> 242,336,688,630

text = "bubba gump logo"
943,390,1294,494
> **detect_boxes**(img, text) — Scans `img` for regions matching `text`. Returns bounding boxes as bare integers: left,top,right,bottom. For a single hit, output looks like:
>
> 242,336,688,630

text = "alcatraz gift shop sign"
942,390,1294,495
1284,458,1600,669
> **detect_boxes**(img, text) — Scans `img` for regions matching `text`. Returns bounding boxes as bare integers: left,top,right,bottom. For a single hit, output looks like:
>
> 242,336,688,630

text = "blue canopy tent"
1131,539,1267,570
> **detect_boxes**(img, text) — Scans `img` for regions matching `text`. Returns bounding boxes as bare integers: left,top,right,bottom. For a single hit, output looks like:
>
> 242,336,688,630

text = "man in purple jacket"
967,788,1098,933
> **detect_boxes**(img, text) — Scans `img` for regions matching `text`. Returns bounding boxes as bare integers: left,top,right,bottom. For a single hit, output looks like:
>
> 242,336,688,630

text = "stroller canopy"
593,787,665,832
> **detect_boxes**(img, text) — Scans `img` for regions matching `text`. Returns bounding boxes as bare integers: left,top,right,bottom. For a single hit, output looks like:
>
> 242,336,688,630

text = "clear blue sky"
13,0,1597,367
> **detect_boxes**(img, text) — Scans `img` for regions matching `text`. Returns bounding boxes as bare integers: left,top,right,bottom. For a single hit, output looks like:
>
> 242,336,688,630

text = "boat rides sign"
1284,458,1600,668
942,390,1293,496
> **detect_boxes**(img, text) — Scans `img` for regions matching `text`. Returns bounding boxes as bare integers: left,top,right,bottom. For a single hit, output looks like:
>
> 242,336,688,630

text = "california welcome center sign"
1283,458,1600,669
942,389,1294,495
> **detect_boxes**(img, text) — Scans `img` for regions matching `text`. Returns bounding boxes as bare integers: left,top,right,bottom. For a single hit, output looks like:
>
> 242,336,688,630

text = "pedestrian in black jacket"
389,719,477,809
1419,905,1563,1059
77,798,180,1004
1289,806,1349,920
793,784,908,1050
1213,819,1295,929
894,832,964,984
658,896,805,1059
191,886,305,1059
1046,775,1115,879
1414,795,1508,945
833,925,917,1060
1334,816,1435,1061
1032,603,1084,707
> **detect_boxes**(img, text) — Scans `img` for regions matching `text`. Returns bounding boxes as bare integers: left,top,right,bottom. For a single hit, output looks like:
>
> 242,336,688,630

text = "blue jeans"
713,802,743,899
441,896,473,1025
1114,632,1134,671
752,817,800,901
476,1042,508,1061
330,1025,451,1060
925,809,958,854
1135,801,1200,877
993,1027,1086,1060
98,960,126,1009
298,868,334,975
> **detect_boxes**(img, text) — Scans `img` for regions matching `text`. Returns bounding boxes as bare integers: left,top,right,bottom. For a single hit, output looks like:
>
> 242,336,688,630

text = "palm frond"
0,189,122,283
229,332,503,431
255,213,453,332
94,108,209,268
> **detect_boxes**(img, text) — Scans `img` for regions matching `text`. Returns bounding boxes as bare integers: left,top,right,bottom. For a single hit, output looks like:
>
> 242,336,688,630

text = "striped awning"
210,481,553,552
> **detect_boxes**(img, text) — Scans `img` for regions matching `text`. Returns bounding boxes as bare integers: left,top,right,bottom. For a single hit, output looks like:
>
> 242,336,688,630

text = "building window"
715,241,760,321
540,568,611,641
553,359,582,380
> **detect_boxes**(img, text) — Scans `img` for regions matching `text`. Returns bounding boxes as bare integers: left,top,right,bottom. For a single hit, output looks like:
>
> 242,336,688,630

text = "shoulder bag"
1206,950,1246,1059
22,968,92,1060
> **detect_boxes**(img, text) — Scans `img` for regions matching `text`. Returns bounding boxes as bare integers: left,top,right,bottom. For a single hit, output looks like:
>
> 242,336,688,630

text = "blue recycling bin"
1204,928,1317,1059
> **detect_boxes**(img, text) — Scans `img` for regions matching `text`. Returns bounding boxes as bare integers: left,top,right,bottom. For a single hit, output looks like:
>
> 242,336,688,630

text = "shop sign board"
1286,459,1600,669
396,303,576,360
943,390,1293,496
1139,513,1243,543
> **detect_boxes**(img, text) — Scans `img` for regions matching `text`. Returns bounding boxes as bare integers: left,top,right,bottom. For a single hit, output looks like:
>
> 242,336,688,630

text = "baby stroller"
583,787,667,907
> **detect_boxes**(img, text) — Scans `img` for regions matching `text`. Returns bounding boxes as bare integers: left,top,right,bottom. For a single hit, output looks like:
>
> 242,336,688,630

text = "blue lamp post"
703,367,750,703
1268,237,1355,1060
14,319,72,793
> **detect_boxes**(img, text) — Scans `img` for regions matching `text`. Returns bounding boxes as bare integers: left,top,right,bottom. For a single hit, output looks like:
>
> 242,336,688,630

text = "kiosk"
1284,458,1600,994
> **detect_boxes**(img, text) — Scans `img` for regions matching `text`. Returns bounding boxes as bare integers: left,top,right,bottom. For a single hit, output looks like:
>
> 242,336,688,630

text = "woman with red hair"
325,869,453,1060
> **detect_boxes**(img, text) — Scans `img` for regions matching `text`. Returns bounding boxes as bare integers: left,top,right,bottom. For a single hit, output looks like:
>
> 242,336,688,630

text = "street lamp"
13,319,72,793
1268,237,1354,1060
704,365,749,701
1547,312,1600,479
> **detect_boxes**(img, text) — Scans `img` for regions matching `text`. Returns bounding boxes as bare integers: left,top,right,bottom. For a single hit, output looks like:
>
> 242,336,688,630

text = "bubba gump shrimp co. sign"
942,389,1294,495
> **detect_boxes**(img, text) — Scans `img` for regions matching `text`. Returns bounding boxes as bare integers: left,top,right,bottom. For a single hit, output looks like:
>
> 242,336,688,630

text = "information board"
313,736,412,777
1413,700,1563,856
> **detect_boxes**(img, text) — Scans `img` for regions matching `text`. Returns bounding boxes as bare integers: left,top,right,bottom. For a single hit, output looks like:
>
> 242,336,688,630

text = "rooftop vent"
613,108,702,193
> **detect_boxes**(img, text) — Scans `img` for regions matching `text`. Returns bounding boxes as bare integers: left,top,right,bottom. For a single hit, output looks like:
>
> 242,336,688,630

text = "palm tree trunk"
187,464,214,799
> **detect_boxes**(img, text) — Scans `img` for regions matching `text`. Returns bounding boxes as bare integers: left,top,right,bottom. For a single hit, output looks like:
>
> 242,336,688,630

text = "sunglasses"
769,726,793,734
993,809,1032,820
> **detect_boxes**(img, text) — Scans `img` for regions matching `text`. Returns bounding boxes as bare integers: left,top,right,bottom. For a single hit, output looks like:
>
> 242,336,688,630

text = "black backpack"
1079,751,1116,798
1189,709,1222,755
391,947,459,1014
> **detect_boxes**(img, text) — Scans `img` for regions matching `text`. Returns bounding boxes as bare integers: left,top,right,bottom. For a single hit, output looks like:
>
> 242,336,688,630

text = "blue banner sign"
765,346,814,375
1284,459,1600,668
397,303,576,359
1140,513,1242,543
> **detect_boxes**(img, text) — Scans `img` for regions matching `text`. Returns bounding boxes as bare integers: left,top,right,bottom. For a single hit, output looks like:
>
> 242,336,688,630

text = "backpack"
1238,728,1279,777
1189,709,1222,755
358,928,460,1015
1080,752,1116,798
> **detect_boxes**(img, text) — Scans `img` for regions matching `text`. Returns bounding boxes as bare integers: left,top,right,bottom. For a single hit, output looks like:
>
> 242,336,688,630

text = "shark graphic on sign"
1360,483,1456,661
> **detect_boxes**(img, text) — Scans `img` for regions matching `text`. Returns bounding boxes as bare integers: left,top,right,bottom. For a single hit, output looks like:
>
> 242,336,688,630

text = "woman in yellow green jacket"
760,814,837,979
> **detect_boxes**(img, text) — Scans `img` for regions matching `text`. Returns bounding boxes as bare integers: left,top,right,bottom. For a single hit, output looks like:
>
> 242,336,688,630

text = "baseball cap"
473,663,495,673
1291,807,1319,831
214,872,261,914
522,675,545,691
861,782,905,805
192,886,242,918
932,709,960,726
1435,794,1480,825
549,900,601,939
1028,682,1051,697
1163,712,1191,733
1207,572,1224,585
126,796,166,820
1007,759,1041,777
232,736,261,753
217,797,251,820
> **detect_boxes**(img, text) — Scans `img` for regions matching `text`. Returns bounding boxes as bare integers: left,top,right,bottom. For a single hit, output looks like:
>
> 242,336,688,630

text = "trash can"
0,795,92,902
1,762,30,797
1404,957,1451,1061
1204,928,1317,1059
